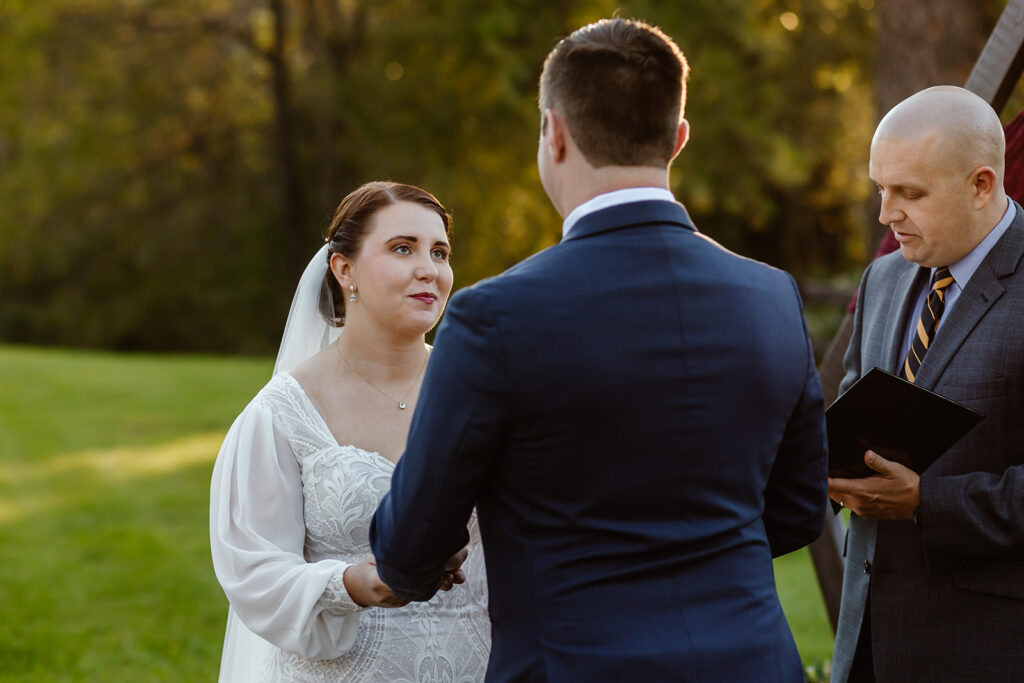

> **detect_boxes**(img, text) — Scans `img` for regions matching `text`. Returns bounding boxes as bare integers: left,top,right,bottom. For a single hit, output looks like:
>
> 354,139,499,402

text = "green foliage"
0,345,834,678
664,0,876,273
0,1,875,352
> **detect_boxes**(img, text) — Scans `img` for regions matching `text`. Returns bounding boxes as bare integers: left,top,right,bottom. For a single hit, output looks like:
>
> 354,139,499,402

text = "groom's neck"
555,163,672,218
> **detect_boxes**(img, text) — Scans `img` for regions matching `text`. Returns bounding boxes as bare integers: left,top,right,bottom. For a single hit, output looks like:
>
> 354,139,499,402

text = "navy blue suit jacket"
371,200,828,682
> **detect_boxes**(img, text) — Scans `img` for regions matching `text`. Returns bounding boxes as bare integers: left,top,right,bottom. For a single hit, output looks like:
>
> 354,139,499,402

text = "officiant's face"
871,134,978,268
349,201,453,336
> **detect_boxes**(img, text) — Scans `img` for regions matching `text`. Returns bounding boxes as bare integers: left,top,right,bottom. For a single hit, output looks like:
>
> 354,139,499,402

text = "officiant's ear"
329,252,355,289
541,108,567,163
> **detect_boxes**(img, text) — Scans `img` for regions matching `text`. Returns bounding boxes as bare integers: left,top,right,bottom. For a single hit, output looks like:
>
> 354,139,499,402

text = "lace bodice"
211,373,490,682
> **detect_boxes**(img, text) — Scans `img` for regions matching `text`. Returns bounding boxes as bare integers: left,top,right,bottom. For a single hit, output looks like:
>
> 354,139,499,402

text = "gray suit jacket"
832,203,1024,682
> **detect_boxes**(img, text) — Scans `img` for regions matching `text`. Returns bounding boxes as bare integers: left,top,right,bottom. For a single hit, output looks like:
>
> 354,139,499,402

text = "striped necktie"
901,266,955,383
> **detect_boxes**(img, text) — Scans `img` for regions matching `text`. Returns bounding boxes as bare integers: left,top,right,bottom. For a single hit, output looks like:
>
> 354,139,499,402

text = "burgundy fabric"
846,110,1024,313
1003,108,1024,205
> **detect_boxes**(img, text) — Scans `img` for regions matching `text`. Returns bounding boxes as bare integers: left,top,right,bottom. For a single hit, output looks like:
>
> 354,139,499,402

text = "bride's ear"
330,252,354,288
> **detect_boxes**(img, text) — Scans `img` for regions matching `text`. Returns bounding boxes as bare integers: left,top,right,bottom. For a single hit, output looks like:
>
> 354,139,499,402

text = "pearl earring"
348,285,357,303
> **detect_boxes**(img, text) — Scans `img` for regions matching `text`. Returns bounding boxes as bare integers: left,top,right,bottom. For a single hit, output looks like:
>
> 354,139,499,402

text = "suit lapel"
913,262,1004,388
881,264,928,374
915,208,1024,388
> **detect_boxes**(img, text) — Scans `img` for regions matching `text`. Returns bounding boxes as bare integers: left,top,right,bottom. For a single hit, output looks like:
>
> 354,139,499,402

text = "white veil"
218,244,344,682
273,243,345,375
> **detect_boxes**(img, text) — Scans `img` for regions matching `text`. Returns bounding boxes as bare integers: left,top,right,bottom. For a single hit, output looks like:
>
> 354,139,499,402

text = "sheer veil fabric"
217,245,343,681
272,244,344,377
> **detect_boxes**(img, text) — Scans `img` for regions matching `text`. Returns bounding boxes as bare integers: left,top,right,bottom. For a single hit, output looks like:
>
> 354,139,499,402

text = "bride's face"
344,201,453,337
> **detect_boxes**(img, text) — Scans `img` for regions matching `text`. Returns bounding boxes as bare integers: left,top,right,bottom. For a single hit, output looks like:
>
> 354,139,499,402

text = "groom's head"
538,19,689,169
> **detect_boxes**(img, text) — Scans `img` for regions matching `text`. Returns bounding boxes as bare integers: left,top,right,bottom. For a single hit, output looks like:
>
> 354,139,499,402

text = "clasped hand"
828,450,920,520
344,547,469,608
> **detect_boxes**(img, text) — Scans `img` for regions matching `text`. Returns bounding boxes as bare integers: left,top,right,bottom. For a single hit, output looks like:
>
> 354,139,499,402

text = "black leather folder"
826,367,984,478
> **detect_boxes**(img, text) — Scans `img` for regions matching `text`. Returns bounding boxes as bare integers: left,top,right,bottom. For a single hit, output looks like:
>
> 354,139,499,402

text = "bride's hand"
343,556,411,608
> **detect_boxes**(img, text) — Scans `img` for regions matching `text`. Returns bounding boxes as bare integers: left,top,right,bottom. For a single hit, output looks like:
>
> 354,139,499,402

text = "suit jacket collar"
913,199,1024,388
560,200,696,243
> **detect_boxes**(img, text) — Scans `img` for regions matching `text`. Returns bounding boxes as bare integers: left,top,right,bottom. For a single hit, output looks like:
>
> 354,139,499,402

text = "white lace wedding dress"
210,372,490,682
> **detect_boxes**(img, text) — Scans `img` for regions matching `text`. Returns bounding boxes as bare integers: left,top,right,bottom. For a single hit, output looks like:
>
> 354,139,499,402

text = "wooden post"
965,0,1024,112
808,313,855,633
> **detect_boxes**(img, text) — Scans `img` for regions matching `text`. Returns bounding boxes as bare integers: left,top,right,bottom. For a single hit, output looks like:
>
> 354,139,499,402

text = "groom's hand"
438,546,469,591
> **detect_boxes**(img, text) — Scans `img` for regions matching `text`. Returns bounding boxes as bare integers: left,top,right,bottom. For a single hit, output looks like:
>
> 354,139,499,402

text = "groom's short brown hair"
539,18,688,168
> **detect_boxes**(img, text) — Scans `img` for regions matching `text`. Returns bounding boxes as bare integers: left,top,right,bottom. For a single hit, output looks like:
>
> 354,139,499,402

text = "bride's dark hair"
320,181,451,326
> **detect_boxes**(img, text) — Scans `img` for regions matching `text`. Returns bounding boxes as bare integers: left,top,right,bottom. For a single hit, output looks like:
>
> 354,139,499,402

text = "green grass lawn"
0,344,834,681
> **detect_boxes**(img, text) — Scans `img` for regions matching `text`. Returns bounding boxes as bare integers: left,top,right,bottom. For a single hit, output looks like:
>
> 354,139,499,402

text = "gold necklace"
339,345,429,410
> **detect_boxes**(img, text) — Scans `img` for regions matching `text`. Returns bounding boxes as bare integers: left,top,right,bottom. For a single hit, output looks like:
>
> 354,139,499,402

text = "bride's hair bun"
320,181,451,326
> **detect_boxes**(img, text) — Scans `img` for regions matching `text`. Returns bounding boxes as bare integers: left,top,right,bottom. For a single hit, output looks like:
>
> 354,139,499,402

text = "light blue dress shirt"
898,199,1016,365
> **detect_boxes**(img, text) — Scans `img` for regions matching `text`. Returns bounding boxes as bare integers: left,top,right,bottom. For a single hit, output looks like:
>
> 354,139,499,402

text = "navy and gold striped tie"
901,266,955,383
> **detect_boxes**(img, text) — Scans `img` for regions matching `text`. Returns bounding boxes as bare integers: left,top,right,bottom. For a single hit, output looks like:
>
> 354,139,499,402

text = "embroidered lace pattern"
252,373,490,682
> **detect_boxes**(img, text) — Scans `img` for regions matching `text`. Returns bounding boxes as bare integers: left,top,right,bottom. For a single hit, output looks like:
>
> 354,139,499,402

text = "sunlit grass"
0,432,226,524
0,344,833,680
775,548,834,669
0,345,270,682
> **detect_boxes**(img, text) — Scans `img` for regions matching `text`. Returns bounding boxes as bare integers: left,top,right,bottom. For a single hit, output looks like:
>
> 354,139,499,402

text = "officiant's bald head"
873,86,1005,182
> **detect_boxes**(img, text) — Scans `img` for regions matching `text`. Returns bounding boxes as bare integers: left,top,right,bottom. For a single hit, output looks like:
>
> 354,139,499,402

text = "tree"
0,0,881,353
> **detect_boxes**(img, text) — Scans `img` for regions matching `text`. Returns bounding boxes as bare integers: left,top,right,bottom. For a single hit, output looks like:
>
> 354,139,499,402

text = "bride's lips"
410,293,437,304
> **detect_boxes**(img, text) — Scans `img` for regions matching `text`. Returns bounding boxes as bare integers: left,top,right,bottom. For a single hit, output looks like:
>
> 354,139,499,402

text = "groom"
372,18,827,681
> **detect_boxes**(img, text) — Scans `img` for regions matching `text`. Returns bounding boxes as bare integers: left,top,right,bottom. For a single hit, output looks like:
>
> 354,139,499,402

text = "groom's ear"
671,119,690,159
544,109,567,163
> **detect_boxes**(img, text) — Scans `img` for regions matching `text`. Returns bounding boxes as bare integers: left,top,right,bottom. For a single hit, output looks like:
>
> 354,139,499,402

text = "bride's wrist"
342,564,371,607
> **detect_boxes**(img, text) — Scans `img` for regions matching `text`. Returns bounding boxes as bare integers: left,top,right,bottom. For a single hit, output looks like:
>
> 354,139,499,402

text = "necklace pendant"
399,402,407,410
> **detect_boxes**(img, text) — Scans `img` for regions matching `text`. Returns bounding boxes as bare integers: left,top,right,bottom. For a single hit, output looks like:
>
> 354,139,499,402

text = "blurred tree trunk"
297,0,367,220
865,0,997,247
268,0,308,281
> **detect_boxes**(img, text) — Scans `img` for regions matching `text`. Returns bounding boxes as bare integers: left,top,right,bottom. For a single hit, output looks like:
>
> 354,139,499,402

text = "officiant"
828,86,1024,682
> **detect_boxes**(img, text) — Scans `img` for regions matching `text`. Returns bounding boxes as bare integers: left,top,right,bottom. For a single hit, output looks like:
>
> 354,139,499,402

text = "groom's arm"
370,285,508,601
763,278,829,557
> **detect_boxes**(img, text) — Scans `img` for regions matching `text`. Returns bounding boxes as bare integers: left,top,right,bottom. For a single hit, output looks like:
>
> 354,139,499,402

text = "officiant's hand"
344,556,411,608
828,450,920,520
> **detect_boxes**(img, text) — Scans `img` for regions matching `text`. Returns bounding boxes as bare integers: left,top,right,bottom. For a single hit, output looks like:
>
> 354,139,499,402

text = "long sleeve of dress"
210,399,366,660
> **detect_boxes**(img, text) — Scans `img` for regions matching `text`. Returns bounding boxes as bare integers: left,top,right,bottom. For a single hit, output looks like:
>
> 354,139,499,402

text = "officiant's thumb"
864,450,889,474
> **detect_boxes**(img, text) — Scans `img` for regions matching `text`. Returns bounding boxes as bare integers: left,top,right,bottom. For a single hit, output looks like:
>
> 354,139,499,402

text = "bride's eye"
394,244,412,255
431,248,450,260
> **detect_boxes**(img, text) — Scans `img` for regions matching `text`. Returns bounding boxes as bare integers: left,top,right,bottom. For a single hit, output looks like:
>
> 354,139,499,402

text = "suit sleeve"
370,285,509,600
920,465,1024,567
763,274,829,557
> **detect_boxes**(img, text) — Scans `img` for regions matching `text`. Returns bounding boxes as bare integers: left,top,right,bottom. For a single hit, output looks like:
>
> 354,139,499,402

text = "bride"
209,182,490,681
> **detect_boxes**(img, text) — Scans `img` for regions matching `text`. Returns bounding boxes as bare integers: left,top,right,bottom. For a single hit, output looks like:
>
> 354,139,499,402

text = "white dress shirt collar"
562,187,676,238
